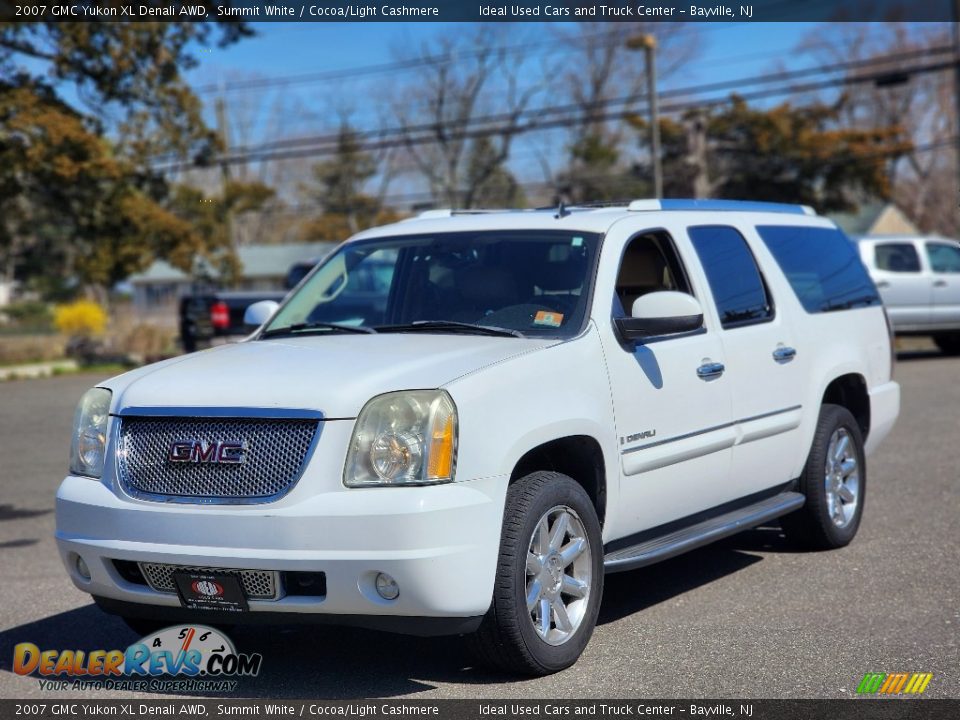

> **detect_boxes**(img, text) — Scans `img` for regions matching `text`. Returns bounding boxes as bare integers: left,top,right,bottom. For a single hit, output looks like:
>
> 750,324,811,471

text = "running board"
603,491,805,573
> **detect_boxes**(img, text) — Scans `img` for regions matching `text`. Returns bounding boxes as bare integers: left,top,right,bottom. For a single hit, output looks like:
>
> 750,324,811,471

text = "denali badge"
168,440,246,465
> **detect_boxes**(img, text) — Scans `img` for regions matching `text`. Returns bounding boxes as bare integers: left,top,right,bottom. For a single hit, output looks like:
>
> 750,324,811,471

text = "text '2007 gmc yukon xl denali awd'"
57,199,900,675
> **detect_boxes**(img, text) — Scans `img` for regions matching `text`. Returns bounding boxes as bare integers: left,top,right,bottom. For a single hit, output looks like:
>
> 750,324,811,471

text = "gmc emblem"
168,440,246,465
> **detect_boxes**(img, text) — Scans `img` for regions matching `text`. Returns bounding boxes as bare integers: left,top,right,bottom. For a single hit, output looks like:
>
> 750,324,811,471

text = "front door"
596,226,734,537
870,241,932,330
925,240,960,329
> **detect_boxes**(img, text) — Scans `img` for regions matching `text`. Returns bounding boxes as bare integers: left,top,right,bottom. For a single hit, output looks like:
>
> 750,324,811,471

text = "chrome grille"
118,416,318,502
138,562,280,600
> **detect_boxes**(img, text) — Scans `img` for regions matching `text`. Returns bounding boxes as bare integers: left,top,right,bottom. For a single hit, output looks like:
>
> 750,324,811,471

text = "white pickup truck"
57,199,899,675
856,234,960,354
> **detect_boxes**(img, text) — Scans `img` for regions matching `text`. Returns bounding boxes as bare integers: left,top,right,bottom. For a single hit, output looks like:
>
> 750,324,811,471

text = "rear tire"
934,333,960,356
468,471,603,676
780,404,866,550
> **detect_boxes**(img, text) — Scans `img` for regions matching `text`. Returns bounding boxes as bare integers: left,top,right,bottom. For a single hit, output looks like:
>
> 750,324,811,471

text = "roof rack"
411,199,817,221
412,208,525,220
627,199,817,215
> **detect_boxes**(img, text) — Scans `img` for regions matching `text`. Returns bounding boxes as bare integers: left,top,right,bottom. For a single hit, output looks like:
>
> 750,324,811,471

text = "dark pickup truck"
178,260,316,352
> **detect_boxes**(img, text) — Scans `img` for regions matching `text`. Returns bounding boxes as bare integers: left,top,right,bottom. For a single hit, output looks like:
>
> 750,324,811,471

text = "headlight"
344,390,457,487
69,388,111,478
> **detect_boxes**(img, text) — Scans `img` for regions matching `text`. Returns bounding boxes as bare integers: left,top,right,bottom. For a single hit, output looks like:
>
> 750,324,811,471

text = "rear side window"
756,225,881,313
875,242,921,273
926,242,960,273
688,225,772,328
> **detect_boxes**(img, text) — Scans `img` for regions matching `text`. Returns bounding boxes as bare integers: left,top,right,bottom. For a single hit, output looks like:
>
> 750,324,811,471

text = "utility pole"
215,92,232,187
215,88,235,288
953,0,960,190
640,35,663,199
686,112,710,199
628,33,663,197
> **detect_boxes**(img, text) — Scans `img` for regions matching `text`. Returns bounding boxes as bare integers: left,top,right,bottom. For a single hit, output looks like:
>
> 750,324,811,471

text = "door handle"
773,346,797,363
697,362,725,380
876,281,891,289
933,280,948,288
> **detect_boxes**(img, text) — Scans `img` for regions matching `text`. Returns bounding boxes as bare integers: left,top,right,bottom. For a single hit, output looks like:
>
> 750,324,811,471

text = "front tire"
468,471,603,676
780,404,866,550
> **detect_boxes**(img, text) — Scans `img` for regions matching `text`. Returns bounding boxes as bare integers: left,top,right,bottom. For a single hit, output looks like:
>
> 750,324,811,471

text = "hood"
108,334,554,418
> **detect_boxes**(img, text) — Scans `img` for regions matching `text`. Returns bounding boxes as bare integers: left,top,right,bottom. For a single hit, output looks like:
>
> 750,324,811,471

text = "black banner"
0,0,954,23
2,700,959,719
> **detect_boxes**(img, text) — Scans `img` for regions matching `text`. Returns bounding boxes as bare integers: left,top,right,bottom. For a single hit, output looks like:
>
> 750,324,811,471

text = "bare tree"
797,23,957,236
551,23,701,202
390,25,545,208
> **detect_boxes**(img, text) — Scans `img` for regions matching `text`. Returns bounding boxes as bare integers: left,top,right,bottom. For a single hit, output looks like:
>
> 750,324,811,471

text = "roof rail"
627,199,817,216
414,209,453,219
412,208,527,220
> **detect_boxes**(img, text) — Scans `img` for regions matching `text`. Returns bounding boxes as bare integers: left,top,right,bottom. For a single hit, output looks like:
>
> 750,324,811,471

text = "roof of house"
129,242,334,285
830,202,919,237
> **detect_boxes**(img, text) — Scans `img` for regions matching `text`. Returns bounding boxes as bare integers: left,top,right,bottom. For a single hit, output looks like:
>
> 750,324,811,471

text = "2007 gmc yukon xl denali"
57,199,900,675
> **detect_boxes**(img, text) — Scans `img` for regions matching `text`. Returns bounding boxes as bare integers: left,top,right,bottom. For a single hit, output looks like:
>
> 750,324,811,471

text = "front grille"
138,562,280,600
117,416,318,502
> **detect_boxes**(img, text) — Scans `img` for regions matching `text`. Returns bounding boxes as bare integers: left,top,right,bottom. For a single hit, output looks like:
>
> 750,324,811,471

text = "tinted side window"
875,243,921,273
926,243,960,273
614,231,691,317
756,225,881,313
688,225,772,328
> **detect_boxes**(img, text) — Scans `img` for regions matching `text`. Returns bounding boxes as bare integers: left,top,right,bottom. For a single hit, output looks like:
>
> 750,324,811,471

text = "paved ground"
0,350,957,700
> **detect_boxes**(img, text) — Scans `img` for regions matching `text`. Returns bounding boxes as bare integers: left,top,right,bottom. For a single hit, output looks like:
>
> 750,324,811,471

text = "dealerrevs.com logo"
13,625,262,693
856,672,934,695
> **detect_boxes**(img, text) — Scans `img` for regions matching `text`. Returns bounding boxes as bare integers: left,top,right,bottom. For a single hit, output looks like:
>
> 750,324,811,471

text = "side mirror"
615,291,704,341
244,300,280,328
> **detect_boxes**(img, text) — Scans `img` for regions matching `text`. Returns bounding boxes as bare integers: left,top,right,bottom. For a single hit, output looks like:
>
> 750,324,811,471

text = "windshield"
262,230,600,339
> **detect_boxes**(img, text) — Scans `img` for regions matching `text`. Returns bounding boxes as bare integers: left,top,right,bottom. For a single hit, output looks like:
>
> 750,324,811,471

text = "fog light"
75,555,91,581
375,572,399,600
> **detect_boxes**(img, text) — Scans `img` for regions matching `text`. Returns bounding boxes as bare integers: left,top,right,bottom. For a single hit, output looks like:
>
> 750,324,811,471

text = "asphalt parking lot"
1,348,957,700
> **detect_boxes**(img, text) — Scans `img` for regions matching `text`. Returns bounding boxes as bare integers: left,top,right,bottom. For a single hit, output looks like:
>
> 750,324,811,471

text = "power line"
211,44,954,160
209,27,910,139
248,136,957,213
158,50,956,173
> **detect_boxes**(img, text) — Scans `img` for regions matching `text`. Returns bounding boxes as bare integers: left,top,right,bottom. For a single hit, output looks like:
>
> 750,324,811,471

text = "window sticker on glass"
533,310,564,327
572,236,584,247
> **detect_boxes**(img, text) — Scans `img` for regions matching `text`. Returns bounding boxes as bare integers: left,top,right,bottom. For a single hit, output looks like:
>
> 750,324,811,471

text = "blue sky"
185,21,823,94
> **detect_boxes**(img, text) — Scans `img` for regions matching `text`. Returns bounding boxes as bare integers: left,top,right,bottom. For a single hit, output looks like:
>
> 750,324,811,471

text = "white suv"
57,199,899,675
856,234,960,354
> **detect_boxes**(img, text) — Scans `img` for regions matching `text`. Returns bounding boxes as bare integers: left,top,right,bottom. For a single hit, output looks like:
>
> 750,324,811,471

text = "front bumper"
55,473,508,634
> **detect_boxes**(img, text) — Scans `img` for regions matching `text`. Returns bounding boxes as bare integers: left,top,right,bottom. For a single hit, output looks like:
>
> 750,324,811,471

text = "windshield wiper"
261,321,377,338
374,320,524,338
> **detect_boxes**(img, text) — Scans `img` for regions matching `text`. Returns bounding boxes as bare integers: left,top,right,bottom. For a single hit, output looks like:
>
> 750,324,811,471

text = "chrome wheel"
824,427,859,528
525,505,592,646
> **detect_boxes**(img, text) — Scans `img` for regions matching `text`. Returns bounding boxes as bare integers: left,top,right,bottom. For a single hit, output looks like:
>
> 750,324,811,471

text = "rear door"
925,240,960,328
686,223,804,499
870,240,932,330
